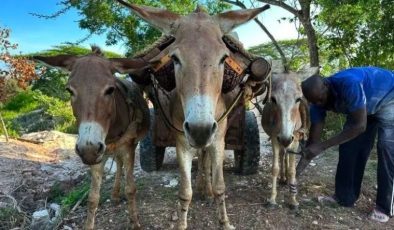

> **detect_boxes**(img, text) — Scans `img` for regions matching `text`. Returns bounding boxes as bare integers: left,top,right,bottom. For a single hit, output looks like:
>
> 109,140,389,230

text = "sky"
0,0,299,56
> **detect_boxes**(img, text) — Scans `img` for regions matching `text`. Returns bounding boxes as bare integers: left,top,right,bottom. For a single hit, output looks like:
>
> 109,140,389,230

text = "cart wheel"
234,110,260,175
140,109,166,172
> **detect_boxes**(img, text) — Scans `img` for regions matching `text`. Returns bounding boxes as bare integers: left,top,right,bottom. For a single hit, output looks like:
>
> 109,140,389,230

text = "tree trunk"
0,112,9,142
300,18,319,67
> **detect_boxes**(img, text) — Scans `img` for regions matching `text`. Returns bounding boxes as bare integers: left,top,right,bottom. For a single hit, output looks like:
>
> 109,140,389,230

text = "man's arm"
321,107,366,149
307,121,325,146
305,107,367,160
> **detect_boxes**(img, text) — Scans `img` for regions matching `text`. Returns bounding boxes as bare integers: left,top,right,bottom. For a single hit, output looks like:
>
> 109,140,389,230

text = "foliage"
30,44,122,58
317,0,394,69
38,0,229,55
31,69,70,101
0,27,40,102
248,38,346,75
0,207,27,230
1,90,76,136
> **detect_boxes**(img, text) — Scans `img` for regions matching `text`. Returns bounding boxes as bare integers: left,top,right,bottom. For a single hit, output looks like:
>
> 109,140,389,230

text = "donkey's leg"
85,162,105,230
269,138,280,206
204,149,213,201
176,138,196,230
196,150,205,197
111,155,123,203
287,141,299,209
196,150,213,201
279,148,287,185
208,140,234,230
123,144,141,229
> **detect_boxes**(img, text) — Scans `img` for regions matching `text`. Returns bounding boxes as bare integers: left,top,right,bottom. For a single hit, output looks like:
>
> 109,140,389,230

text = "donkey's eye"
66,87,74,96
219,55,228,65
171,55,181,65
296,98,302,103
271,97,277,104
105,86,115,96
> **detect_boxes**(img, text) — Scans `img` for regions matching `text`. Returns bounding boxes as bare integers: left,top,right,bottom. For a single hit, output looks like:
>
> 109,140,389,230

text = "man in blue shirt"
301,67,394,223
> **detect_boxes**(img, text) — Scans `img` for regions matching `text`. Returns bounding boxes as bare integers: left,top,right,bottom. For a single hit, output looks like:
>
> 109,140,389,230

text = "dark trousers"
335,117,394,216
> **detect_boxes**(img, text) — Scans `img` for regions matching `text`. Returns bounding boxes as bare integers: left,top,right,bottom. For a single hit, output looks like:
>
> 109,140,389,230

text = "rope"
150,73,246,134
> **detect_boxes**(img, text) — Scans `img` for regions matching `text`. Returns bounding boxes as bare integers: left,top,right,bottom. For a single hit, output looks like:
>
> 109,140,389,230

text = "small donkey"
34,47,150,229
261,61,317,209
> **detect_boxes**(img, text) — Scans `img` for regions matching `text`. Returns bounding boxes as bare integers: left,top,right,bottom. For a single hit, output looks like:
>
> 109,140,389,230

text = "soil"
1,111,393,229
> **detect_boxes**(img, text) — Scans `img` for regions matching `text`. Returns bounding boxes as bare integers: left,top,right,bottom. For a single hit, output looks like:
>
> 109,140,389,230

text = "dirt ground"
1,110,394,230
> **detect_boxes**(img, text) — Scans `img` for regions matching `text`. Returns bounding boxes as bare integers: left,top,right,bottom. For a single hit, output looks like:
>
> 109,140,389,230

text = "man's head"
301,74,329,107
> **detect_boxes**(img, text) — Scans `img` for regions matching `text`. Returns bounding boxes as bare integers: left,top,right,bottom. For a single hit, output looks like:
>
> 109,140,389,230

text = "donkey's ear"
215,5,270,34
33,55,77,71
116,0,181,34
110,58,149,74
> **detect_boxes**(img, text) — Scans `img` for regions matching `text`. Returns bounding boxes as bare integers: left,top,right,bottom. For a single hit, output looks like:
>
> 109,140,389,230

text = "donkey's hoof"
177,221,187,230
279,179,287,186
221,222,235,230
288,203,299,211
131,223,142,230
111,196,121,204
265,201,278,209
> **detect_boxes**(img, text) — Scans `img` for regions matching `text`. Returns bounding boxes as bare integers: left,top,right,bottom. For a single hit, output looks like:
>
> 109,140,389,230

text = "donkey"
261,61,317,209
34,47,150,230
117,1,269,229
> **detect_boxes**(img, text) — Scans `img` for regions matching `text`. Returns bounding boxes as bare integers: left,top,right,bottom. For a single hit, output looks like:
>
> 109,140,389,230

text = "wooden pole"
0,112,9,142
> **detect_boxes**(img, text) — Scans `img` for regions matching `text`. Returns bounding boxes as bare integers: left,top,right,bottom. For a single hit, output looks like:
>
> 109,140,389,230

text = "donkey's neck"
106,86,131,143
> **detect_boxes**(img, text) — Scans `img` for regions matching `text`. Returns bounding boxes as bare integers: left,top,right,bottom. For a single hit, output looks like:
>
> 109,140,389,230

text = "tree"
318,0,394,69
253,0,320,67
0,27,39,141
33,0,229,55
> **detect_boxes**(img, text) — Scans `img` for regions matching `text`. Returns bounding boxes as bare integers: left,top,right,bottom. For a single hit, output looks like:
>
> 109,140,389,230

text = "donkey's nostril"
184,122,190,133
98,142,105,154
211,121,218,134
291,136,294,141
75,144,81,155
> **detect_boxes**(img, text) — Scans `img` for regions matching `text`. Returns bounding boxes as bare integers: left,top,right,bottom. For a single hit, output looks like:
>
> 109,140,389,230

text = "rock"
171,211,179,221
165,178,178,188
62,225,73,230
312,220,318,225
31,209,52,230
12,109,63,135
49,203,61,220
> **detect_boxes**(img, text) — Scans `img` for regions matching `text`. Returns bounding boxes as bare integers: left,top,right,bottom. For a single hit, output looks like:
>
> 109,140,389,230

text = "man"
301,67,394,223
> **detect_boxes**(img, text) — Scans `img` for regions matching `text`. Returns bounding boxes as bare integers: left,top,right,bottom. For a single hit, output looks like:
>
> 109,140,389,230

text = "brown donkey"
117,1,269,229
261,61,317,209
34,47,150,229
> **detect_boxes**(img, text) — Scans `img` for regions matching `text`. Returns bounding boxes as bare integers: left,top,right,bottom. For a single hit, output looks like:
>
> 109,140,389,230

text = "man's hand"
304,143,325,160
296,142,324,177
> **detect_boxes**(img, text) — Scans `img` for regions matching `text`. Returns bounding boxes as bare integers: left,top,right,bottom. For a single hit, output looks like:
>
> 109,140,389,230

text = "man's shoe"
317,195,337,205
370,208,389,223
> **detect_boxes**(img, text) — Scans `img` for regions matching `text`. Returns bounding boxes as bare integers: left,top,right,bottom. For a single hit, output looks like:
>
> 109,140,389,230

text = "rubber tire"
234,111,260,175
139,109,166,172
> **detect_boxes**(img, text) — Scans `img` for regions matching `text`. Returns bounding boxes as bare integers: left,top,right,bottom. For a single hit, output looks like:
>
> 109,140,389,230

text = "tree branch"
29,1,72,19
256,0,300,16
222,0,289,70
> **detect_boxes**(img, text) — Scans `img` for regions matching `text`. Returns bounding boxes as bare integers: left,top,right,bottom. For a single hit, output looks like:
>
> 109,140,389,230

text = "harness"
131,34,272,134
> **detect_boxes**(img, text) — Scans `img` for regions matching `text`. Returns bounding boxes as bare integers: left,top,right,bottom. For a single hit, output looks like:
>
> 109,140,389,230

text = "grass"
0,207,28,230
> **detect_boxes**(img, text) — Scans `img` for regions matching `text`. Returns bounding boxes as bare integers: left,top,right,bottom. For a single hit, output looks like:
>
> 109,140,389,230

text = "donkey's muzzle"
184,121,218,148
75,142,105,165
277,135,294,148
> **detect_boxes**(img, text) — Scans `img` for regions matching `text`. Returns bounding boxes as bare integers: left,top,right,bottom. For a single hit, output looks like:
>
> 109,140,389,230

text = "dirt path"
1,111,393,229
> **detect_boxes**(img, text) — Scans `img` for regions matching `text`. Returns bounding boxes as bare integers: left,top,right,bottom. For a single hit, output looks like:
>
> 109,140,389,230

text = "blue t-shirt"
310,67,394,123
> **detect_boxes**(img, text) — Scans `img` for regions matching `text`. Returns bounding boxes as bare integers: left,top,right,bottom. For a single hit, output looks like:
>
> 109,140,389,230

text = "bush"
322,111,346,140
31,69,70,101
1,89,76,136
